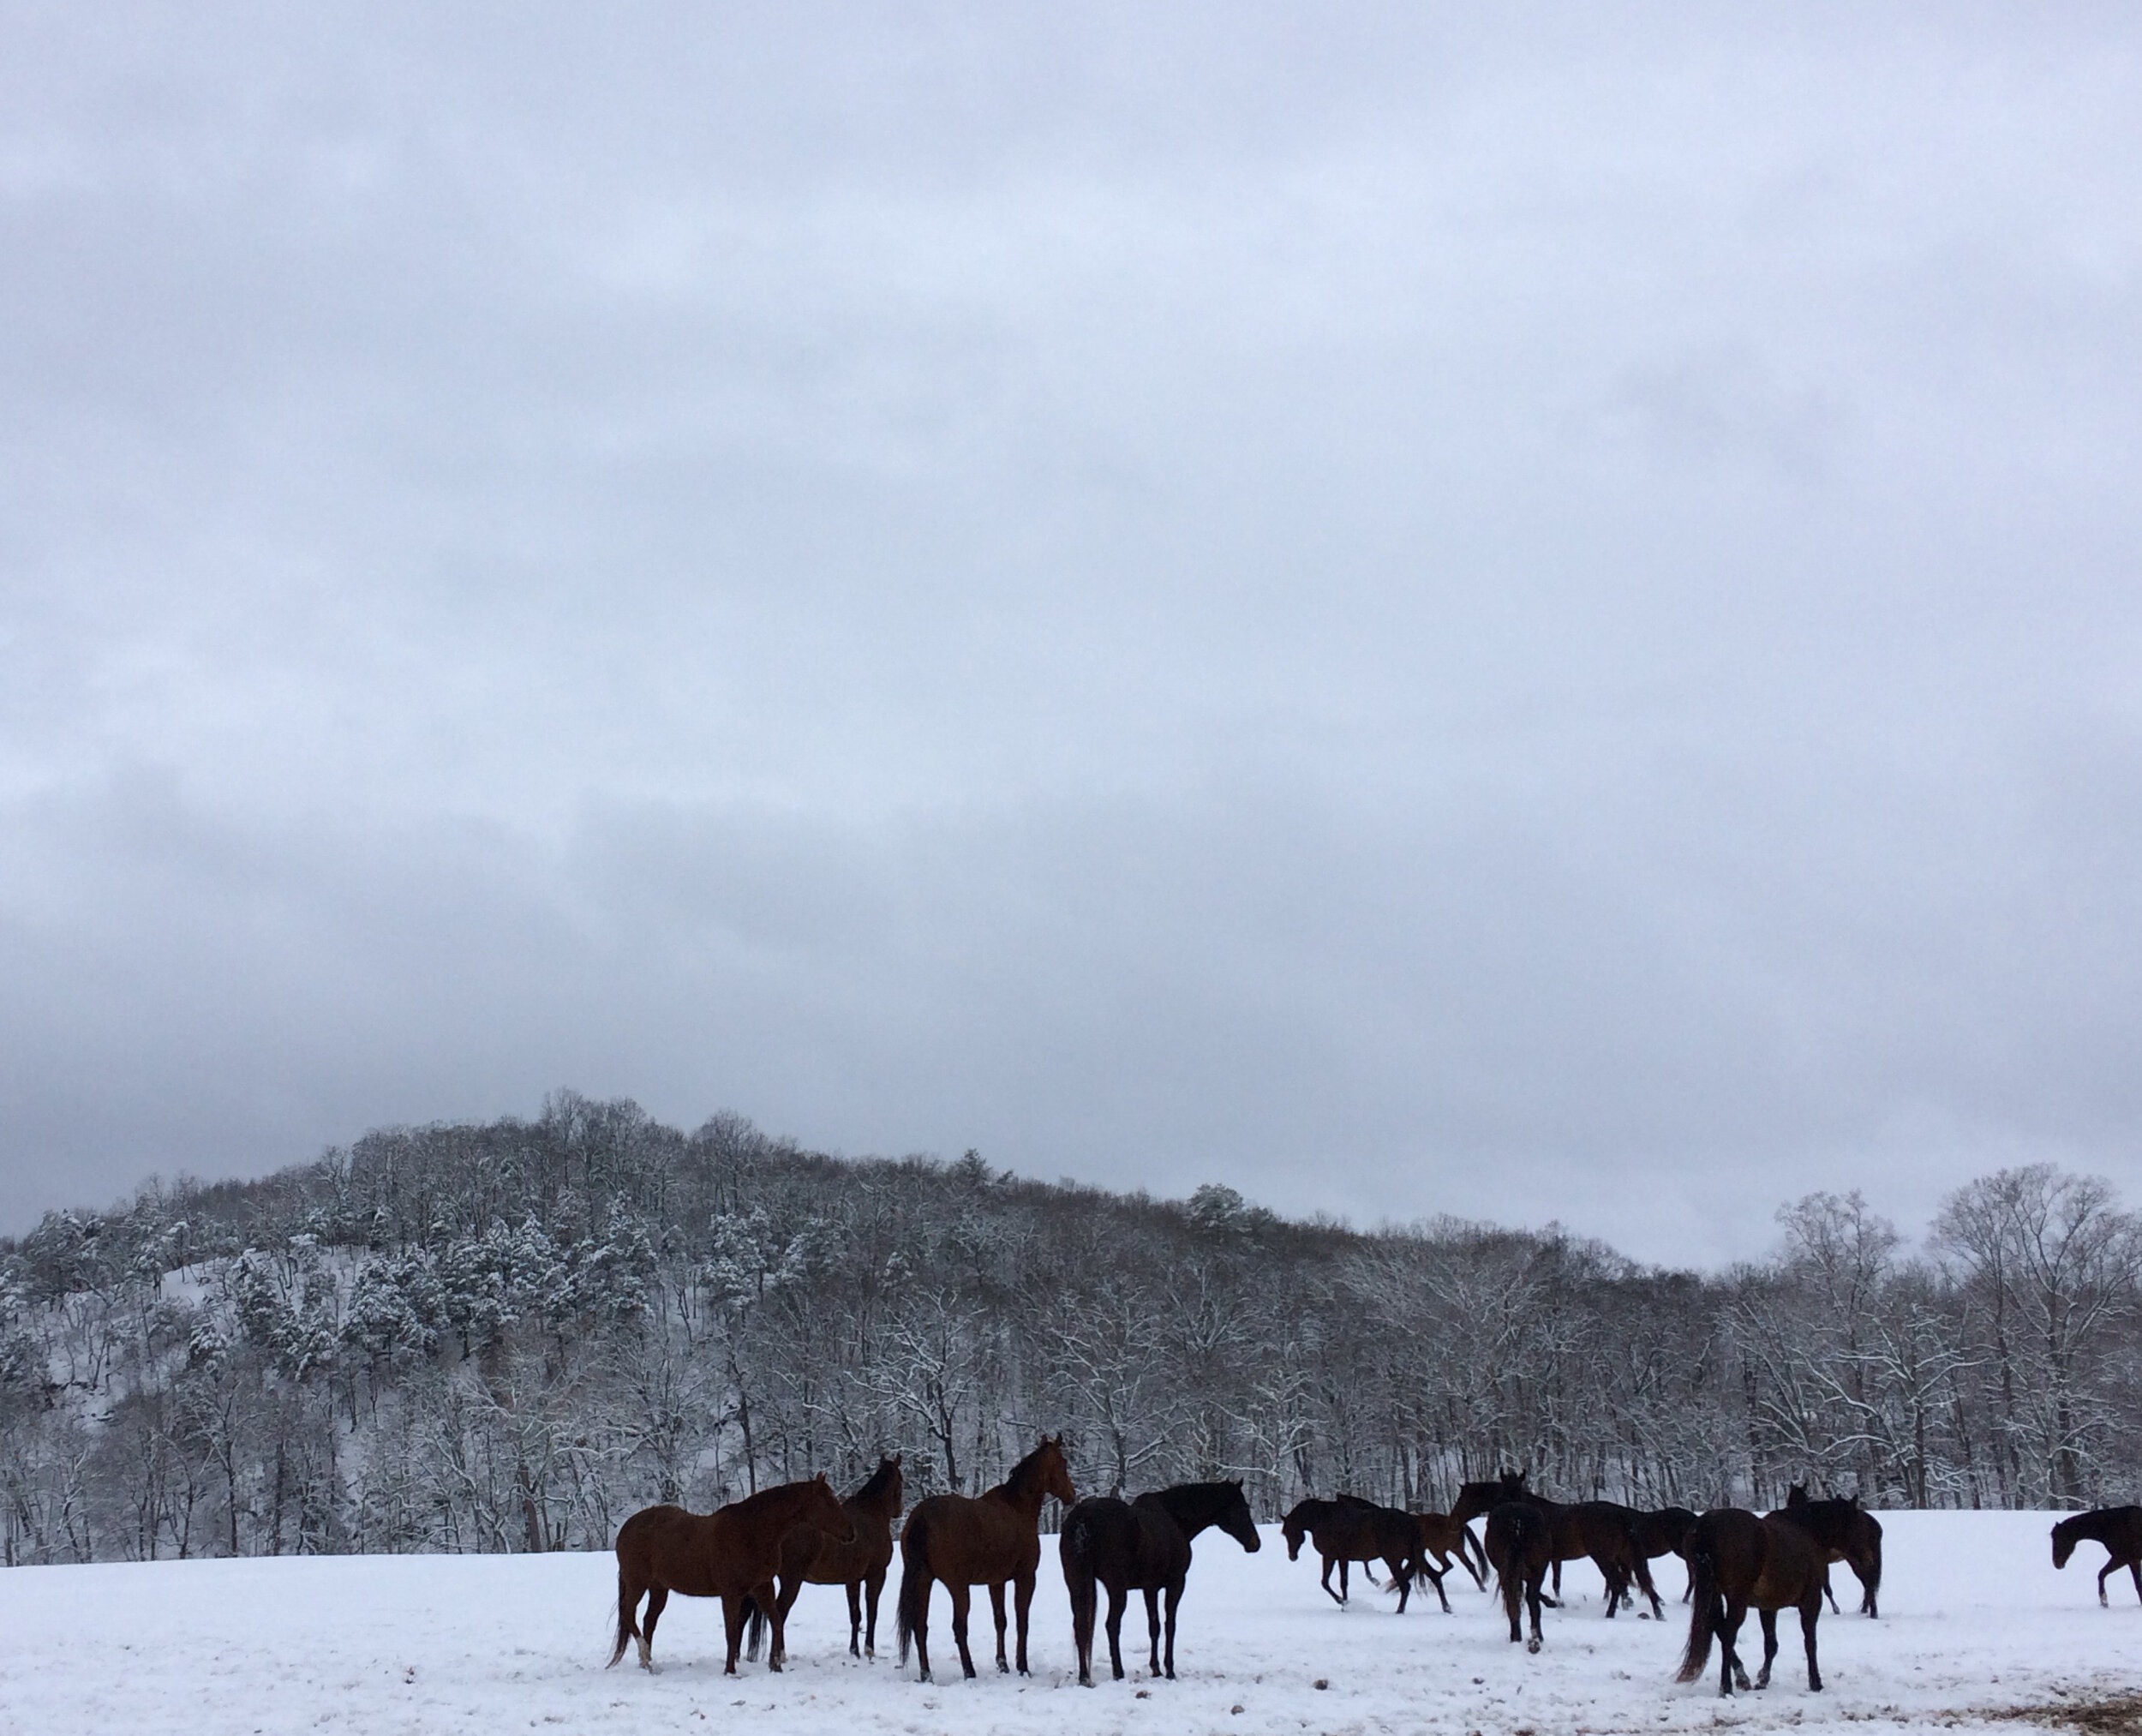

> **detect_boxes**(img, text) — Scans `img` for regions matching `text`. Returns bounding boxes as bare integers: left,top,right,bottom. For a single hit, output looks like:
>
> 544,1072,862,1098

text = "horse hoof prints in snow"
1058,1479,1260,1685
609,1474,856,1673
895,1434,1077,1681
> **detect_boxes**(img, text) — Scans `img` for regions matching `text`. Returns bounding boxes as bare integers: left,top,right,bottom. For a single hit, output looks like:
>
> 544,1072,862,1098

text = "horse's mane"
854,1457,900,1503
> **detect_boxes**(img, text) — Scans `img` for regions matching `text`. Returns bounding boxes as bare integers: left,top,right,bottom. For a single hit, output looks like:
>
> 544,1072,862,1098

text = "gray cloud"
3,4,2140,1261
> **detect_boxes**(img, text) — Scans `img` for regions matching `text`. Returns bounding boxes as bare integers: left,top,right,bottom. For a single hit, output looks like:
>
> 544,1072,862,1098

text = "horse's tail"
1861,1521,1883,1616
607,1559,639,1669
1676,1521,1721,1683
1493,1506,1539,1633
1060,1512,1098,1677
895,1506,931,1669
1460,1522,1489,1587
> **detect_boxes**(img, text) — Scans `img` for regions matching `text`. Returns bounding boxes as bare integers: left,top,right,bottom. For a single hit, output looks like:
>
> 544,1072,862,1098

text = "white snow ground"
1,1512,2133,1735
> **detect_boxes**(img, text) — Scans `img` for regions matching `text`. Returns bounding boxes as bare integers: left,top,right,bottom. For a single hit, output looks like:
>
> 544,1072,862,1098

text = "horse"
1485,1500,1554,1652
1412,1510,1488,1593
1674,1507,1825,1697
2051,1506,2142,1607
1280,1496,1422,1612
1336,1494,1459,1611
1630,1506,1699,1603
895,1434,1076,1680
1780,1486,1883,1618
609,1474,855,1673
1450,1471,1660,1618
1059,1479,1260,1685
744,1454,906,1666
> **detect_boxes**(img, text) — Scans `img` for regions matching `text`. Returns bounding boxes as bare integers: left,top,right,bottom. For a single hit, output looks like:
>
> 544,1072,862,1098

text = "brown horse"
1675,1507,1825,1696
609,1475,855,1673
1059,1479,1260,1685
1780,1486,1882,1618
1413,1511,1488,1591
2052,1506,2142,1606
896,1434,1076,1680
745,1454,906,1665
1281,1497,1423,1611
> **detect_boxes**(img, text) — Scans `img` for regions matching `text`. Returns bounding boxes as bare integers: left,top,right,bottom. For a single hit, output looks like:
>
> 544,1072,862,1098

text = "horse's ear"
892,1452,903,1466
817,1471,829,1483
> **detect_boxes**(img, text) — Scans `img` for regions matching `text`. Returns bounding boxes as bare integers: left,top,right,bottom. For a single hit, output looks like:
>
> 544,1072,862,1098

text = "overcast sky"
3,4,2139,1265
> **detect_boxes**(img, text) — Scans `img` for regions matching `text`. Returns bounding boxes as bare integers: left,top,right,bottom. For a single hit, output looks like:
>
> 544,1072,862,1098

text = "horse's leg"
2099,1559,2116,1607
1636,1555,1664,1620
1391,1554,1411,1614
1427,1558,1452,1613
1319,1553,1343,1607
1013,1570,1035,1677
758,1578,787,1672
846,1579,863,1657
1525,1570,1543,1654
911,1575,932,1683
1801,1594,1823,1691
1601,1558,1623,1619
611,1573,644,1670
1724,1599,1753,1692
1104,1581,1127,1680
1069,1570,1095,1686
1162,1578,1183,1679
1338,1556,1350,1603
2130,1559,2142,1606
988,1579,1009,1673
1755,1607,1779,1689
948,1583,977,1679
1551,1557,1563,1601
722,1592,748,1677
1141,1584,1163,1677
1822,1565,1840,1615
864,1564,886,1658
640,1585,668,1671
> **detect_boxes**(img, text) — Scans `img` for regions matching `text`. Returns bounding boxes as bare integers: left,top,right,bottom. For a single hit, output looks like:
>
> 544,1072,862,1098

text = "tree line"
1,1092,2136,1565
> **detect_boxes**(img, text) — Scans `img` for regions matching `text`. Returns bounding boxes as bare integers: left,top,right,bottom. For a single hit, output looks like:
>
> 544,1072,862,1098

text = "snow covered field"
1,1512,2132,1735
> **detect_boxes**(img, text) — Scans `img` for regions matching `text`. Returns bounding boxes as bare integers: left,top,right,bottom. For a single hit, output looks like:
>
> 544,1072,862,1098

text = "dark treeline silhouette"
2,1092,2138,1565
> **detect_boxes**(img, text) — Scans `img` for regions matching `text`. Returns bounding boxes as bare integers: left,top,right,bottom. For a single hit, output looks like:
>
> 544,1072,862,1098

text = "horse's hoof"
1526,1637,1541,1654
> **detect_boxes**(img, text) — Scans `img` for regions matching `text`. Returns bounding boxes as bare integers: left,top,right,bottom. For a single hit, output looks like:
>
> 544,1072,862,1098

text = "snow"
0,1512,2131,1735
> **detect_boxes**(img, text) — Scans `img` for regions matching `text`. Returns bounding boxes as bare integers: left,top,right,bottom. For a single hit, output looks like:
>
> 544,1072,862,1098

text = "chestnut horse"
745,1454,906,1665
609,1474,855,1673
1413,1511,1488,1591
1675,1507,1825,1696
897,1434,1076,1680
2052,1506,2142,1606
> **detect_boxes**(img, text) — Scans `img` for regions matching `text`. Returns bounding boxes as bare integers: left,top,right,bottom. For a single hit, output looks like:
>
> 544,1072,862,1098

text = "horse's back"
906,1489,1044,1583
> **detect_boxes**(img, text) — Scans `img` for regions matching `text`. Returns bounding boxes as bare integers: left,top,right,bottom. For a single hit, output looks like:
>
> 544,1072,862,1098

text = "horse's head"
1038,1434,1077,1508
1280,1501,1310,1560
1499,1470,1529,1495
2052,1516,2080,1569
1786,1483,1810,1509
1217,1480,1262,1554
806,1471,859,1545
881,1454,906,1513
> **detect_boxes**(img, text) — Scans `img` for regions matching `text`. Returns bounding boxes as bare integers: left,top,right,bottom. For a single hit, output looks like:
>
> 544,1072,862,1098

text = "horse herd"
607,1438,2142,1699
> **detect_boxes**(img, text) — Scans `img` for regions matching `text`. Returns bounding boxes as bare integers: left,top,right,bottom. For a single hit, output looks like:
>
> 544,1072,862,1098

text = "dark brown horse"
1780,1486,1882,1618
1675,1507,1825,1696
1451,1472,1660,1618
1412,1510,1488,1592
1280,1496,1422,1611
2052,1506,2142,1606
609,1475,855,1673
1059,1479,1260,1685
1337,1494,1459,1611
745,1454,906,1665
1486,1500,1554,1652
896,1434,1076,1680
1630,1506,1698,1603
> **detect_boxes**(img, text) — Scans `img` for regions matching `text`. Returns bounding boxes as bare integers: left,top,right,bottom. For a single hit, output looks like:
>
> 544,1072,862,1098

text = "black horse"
1675,1507,1825,1697
1451,1471,1660,1618
2052,1506,2142,1607
1630,1506,1698,1603
1485,1500,1554,1652
1780,1486,1883,1618
1281,1496,1421,1611
1059,1480,1261,1685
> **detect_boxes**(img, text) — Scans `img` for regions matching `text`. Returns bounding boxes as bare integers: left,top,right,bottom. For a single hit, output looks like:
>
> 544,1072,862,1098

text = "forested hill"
2,1093,2137,1565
